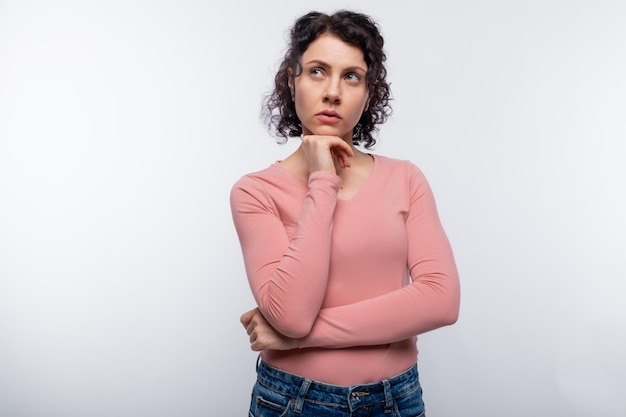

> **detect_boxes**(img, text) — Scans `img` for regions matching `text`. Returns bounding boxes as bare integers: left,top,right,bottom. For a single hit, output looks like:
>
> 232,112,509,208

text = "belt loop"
382,379,393,413
255,354,261,373
294,378,312,413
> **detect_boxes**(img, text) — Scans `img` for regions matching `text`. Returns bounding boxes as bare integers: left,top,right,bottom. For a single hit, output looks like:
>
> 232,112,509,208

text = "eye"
310,67,324,78
345,72,362,82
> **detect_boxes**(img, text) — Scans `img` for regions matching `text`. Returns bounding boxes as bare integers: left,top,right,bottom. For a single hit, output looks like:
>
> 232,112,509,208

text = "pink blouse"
230,155,460,385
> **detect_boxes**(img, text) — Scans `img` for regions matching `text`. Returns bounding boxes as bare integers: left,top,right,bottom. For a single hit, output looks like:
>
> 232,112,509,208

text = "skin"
241,307,297,351
241,33,376,351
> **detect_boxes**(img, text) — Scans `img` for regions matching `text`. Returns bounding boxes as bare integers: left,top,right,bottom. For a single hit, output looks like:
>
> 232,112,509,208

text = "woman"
230,10,460,417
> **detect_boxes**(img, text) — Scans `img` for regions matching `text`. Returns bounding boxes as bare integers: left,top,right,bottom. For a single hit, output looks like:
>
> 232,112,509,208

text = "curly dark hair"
262,10,392,149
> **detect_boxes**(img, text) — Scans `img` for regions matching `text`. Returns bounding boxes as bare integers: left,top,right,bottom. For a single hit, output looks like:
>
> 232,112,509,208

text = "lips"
318,110,340,118
316,110,341,123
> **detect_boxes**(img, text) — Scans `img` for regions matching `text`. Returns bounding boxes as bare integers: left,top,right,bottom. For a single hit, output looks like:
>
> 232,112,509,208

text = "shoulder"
230,164,280,205
232,162,282,188
373,154,426,181
372,154,433,203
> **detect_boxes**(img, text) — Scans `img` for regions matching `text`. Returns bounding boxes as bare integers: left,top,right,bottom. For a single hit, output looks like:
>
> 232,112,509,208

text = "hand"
301,135,354,175
240,308,299,351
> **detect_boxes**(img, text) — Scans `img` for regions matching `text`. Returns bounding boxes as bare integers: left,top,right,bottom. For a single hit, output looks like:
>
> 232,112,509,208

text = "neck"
279,143,373,182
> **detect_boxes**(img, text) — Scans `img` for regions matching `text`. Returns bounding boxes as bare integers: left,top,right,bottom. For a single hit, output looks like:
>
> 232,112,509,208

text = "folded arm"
300,164,459,347
242,163,460,350
230,171,341,338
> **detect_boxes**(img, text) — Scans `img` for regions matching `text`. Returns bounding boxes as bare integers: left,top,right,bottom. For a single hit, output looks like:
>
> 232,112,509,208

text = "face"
290,34,369,142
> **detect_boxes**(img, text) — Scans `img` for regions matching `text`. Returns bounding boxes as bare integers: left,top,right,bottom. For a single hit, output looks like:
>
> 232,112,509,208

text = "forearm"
231,171,341,337
299,268,460,348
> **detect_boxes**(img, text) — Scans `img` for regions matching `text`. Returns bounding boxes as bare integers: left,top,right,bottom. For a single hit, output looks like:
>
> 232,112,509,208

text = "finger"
246,321,255,336
331,139,354,157
240,311,252,327
331,141,353,160
336,154,346,169
333,149,352,169
338,151,352,168
303,135,353,156
250,334,263,351
240,307,259,327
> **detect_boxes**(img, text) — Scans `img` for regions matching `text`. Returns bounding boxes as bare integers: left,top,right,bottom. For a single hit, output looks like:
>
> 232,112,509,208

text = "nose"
323,79,341,104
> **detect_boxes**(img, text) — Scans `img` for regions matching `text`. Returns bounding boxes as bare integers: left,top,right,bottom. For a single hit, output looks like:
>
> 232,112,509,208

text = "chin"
311,126,350,139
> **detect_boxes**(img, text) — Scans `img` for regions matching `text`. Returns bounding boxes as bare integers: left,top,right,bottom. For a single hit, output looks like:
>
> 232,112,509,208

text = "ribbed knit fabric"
231,155,460,385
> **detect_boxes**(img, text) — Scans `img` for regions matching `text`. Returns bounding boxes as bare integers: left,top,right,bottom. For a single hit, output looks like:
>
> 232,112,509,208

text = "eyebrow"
303,59,367,74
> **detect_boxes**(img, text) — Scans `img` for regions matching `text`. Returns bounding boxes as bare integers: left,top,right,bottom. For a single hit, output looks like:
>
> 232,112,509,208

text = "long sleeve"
298,162,460,348
230,169,341,338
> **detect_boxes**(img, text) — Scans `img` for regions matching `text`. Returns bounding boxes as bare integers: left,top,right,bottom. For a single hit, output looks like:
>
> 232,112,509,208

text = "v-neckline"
337,154,376,202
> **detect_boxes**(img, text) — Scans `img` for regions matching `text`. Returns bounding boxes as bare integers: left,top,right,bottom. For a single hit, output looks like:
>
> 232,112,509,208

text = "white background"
1,1,625,416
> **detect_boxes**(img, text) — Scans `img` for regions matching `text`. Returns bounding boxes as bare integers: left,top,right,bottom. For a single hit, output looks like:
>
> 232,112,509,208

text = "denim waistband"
255,359,420,413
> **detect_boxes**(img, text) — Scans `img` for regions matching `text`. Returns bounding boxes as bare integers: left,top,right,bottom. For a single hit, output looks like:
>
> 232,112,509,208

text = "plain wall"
1,1,624,416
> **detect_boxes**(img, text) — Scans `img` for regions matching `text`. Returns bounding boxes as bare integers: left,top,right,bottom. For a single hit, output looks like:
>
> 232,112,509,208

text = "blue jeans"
249,359,426,417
